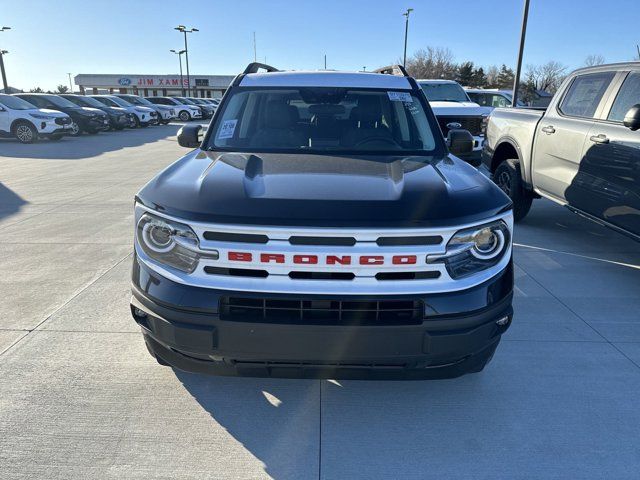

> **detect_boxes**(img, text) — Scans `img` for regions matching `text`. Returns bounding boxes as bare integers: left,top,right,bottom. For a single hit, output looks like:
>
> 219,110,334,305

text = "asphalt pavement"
1,127,640,479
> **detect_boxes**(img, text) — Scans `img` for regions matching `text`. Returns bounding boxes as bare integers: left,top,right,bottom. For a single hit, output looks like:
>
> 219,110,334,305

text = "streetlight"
67,73,73,93
0,26,10,93
402,8,413,68
511,0,530,107
170,49,186,96
174,25,198,97
0,50,8,93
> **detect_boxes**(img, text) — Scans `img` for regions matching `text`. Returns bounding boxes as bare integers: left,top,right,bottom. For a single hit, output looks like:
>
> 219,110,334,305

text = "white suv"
145,96,202,122
0,94,73,143
90,95,158,127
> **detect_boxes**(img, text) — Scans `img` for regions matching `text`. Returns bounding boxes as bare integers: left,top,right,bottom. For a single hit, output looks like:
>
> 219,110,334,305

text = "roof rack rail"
373,65,409,77
243,62,279,74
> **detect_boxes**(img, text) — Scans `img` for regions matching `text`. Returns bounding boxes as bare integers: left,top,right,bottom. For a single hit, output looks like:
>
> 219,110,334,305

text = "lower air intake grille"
220,297,424,325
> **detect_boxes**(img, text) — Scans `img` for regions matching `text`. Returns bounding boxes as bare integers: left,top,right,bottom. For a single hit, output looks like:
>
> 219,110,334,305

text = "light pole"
67,73,73,93
175,25,198,97
170,49,186,96
512,0,530,107
402,8,413,68
0,26,10,93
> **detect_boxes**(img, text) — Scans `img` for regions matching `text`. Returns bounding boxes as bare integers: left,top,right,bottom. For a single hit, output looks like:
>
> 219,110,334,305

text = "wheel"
69,122,82,136
49,134,63,141
13,122,38,144
494,159,533,221
178,110,191,122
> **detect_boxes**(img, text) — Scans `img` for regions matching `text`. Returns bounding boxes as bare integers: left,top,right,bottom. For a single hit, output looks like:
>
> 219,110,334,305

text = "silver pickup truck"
482,62,640,240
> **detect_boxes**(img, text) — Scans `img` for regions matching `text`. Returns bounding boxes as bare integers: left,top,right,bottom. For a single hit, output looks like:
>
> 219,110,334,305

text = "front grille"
55,117,71,125
437,116,483,136
220,297,424,325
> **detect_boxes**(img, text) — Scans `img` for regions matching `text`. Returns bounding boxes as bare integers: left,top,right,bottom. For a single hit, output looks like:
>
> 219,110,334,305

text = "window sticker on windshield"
387,91,413,103
218,119,237,139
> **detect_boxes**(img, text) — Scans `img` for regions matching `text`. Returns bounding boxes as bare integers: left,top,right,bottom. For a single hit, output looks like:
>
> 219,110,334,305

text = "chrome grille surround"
134,203,513,295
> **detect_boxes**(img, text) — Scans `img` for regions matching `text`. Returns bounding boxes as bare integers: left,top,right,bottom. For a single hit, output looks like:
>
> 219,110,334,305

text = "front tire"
69,122,82,136
494,159,533,221
13,122,38,144
178,110,191,122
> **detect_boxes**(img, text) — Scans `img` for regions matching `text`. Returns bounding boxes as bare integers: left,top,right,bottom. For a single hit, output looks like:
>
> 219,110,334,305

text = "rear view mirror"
623,104,640,131
177,124,202,148
447,129,474,156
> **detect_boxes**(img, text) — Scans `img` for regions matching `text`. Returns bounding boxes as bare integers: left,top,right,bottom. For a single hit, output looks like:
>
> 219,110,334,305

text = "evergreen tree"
471,67,487,88
456,61,475,86
496,64,515,89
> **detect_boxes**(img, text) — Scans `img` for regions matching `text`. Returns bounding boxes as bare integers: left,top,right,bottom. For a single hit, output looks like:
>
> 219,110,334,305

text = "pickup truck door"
531,71,616,204
573,71,640,237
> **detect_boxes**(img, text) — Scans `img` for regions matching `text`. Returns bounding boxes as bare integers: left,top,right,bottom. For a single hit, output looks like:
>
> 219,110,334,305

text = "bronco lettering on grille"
227,251,418,266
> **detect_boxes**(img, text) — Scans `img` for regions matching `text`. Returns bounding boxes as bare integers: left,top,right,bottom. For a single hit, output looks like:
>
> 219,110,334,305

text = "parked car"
60,94,133,130
483,62,640,239
465,89,526,114
90,95,158,127
131,63,514,380
0,93,73,143
145,96,202,122
113,94,175,125
185,97,215,118
16,93,110,136
418,79,487,164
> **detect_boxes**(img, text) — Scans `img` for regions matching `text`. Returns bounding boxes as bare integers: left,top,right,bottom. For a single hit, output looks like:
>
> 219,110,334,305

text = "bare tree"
485,65,500,88
525,61,567,93
405,47,457,79
584,54,605,66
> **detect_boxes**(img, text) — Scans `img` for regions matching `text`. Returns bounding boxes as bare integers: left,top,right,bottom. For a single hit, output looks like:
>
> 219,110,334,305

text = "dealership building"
74,73,236,98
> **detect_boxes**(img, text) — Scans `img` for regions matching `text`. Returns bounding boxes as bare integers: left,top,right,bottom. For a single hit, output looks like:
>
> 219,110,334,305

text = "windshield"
419,82,469,102
174,97,196,105
207,87,439,154
121,95,146,106
107,96,133,107
0,94,36,110
65,95,105,108
44,95,79,108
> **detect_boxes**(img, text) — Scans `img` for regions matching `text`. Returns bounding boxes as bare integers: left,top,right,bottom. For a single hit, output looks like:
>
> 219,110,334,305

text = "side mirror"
177,124,202,148
623,104,640,131
447,129,474,156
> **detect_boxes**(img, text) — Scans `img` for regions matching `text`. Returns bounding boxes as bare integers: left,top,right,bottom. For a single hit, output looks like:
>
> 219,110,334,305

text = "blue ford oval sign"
118,77,132,86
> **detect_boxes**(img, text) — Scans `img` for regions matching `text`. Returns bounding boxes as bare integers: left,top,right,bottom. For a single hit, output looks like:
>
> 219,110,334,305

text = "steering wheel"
354,136,399,148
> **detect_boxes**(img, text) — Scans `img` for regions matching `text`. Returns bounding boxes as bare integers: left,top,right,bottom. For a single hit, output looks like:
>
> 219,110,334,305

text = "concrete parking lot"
1,127,640,479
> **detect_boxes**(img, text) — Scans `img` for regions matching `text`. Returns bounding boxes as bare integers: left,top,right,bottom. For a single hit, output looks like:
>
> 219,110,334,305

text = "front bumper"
131,254,513,379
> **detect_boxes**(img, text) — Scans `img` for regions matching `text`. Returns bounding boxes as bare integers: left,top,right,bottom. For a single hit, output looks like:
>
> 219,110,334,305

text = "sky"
1,0,639,90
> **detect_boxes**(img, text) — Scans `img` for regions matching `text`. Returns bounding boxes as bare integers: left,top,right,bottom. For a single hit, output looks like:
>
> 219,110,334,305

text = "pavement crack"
0,252,132,358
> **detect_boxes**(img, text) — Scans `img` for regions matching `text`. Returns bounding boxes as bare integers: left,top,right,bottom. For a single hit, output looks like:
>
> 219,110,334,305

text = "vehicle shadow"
175,370,320,480
0,181,28,223
0,124,182,160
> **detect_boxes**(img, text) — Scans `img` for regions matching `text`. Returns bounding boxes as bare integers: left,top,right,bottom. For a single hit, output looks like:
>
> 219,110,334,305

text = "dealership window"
607,72,640,122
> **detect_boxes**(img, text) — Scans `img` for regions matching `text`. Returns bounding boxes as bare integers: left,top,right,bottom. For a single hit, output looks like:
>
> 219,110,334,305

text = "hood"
37,108,68,117
429,101,486,117
138,151,511,228
135,106,155,112
81,107,107,116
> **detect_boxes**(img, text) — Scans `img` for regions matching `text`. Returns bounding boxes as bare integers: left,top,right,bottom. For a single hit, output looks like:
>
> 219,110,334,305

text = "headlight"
136,213,218,273
29,113,55,120
427,220,510,279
